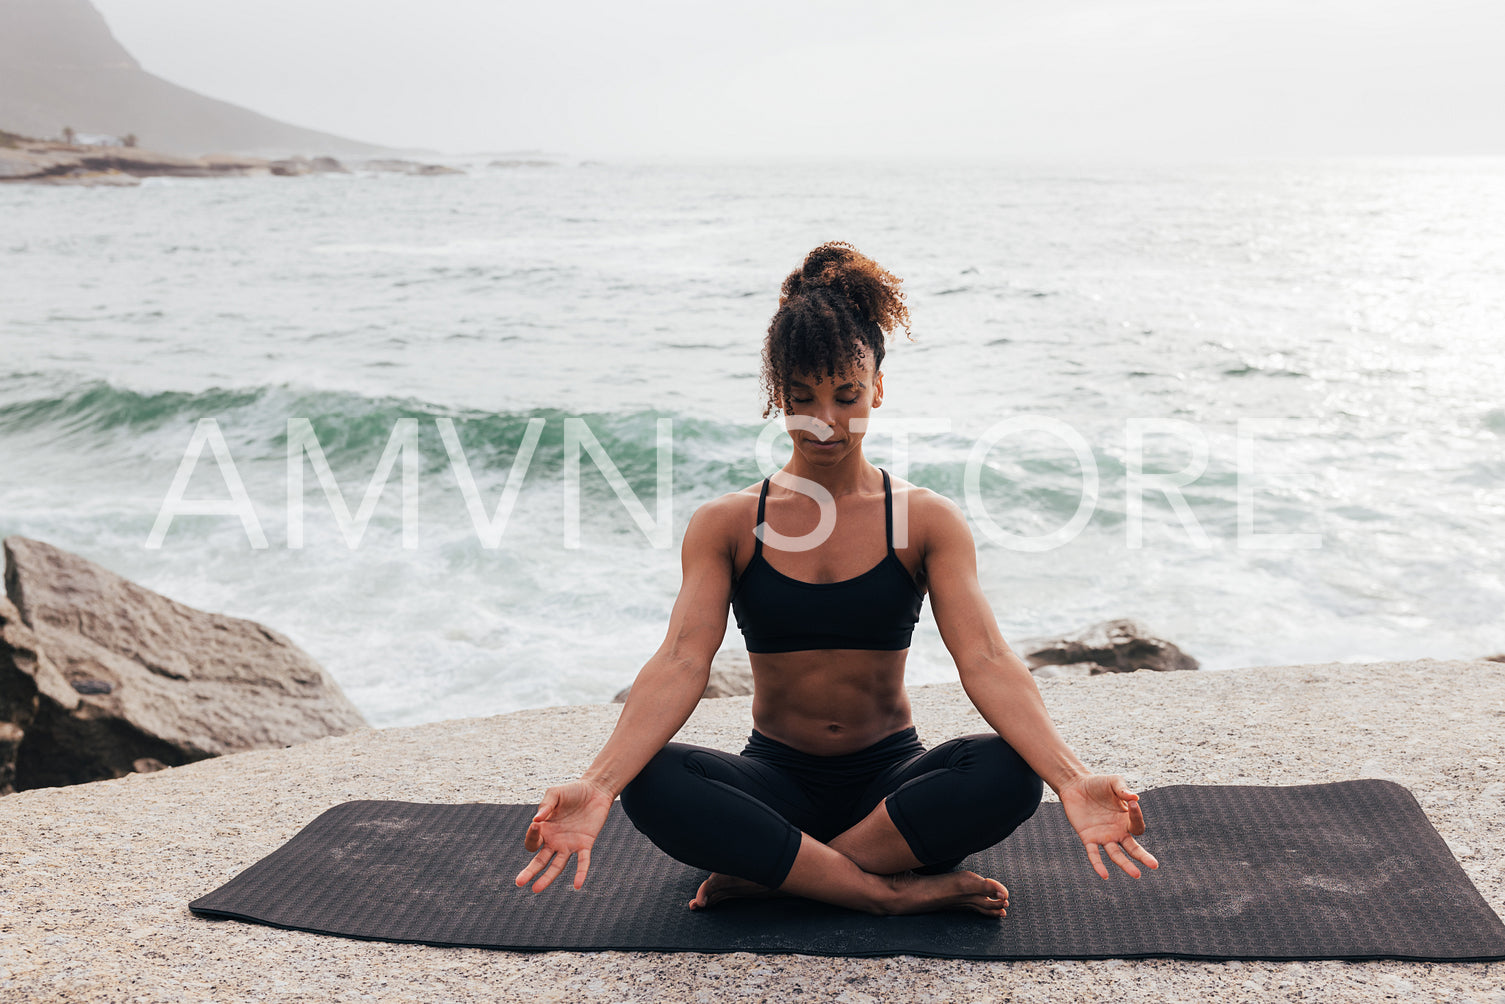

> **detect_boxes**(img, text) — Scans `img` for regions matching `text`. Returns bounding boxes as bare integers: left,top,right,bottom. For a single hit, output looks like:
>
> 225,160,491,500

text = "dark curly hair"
759,241,914,419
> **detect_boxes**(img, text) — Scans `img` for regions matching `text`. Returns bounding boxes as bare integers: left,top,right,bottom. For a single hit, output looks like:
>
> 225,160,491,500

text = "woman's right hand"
515,779,615,893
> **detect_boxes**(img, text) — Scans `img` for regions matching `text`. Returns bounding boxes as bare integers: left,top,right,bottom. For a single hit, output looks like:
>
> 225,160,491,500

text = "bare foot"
883,869,1010,917
687,872,787,910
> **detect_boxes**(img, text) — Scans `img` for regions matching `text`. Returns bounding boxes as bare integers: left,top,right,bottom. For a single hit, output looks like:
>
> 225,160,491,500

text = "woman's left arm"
922,491,1160,879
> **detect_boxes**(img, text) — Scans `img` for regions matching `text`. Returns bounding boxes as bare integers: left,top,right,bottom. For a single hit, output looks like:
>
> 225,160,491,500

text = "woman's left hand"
1057,774,1161,879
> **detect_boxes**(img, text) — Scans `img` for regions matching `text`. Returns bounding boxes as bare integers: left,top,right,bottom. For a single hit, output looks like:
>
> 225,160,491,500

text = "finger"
1104,841,1143,879
1128,800,1146,836
515,848,554,888
573,848,592,890
1086,842,1109,880
516,846,555,886
532,850,571,893
1123,836,1160,870
533,789,560,823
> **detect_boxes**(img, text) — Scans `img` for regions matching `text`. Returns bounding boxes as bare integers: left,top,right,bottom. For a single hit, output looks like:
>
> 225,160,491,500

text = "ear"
871,369,884,408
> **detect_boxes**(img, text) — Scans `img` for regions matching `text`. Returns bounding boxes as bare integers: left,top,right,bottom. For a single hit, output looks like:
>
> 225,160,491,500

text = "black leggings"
619,726,1044,889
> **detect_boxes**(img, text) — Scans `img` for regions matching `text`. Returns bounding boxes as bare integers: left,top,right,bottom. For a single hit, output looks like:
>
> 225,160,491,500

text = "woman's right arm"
515,498,736,893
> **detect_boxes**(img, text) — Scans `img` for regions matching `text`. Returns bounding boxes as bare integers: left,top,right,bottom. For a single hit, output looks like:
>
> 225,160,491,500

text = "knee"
967,735,1045,824
619,743,695,829
889,736,1046,867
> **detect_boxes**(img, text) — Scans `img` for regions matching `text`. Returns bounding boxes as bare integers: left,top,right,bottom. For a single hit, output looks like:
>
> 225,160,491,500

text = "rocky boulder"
0,536,367,793
614,648,754,703
268,155,349,176
358,158,464,176
1011,618,1199,679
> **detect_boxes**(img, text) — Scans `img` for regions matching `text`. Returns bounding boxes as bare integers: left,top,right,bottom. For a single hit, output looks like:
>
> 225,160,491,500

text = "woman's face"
780,345,883,465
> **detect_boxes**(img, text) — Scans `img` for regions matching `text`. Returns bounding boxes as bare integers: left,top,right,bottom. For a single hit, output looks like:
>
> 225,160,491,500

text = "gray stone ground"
2,658,1502,1003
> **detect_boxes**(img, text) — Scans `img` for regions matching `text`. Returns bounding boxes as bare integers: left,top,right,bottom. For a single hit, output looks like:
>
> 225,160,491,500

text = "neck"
777,451,878,497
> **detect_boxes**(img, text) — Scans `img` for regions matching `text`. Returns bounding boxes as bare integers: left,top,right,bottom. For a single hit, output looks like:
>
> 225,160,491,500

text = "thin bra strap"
882,468,895,555
754,477,770,557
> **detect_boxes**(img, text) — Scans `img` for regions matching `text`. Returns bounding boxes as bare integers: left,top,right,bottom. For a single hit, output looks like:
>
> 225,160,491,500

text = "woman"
515,241,1158,917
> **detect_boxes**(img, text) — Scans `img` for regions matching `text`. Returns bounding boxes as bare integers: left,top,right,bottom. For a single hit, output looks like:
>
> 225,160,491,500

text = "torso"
724,470,931,756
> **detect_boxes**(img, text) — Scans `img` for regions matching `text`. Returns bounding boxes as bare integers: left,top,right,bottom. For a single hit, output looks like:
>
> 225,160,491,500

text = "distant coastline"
0,129,466,185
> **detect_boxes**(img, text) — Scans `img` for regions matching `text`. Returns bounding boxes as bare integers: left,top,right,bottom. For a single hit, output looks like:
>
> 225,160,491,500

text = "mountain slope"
0,0,387,156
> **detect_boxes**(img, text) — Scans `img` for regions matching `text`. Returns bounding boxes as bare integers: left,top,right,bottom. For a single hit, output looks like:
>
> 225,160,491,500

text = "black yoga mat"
189,779,1505,961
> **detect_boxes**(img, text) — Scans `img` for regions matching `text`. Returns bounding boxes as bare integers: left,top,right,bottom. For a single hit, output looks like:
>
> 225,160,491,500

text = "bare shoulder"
680,485,757,557
912,483,964,519
888,477,967,533
886,479,973,571
696,482,764,522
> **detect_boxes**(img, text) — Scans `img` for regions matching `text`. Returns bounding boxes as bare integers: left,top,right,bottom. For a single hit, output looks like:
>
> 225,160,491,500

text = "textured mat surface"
189,779,1505,960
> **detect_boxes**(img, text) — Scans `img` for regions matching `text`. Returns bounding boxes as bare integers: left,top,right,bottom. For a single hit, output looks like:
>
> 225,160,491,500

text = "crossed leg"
624,734,1042,917
690,796,1012,917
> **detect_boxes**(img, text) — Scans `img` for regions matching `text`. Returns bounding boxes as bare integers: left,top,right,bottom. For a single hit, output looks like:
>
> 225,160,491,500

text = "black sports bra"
730,468,926,653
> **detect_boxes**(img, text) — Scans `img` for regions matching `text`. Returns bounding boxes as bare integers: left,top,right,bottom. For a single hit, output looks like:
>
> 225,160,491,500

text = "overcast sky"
94,0,1505,159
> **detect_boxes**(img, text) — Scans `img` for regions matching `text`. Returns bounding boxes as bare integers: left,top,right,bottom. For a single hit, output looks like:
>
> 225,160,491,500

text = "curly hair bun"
779,240,910,339
759,241,916,418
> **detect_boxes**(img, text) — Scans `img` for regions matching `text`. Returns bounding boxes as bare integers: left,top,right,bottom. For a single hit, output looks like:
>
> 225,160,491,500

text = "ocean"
2,155,1503,728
